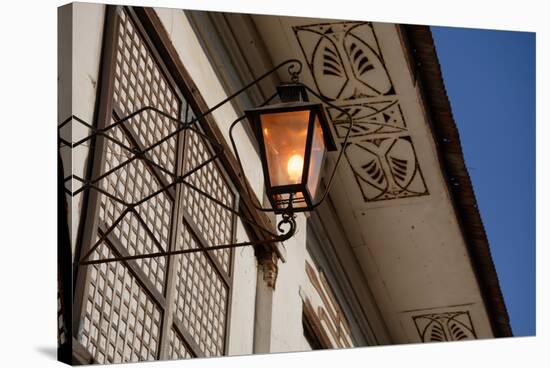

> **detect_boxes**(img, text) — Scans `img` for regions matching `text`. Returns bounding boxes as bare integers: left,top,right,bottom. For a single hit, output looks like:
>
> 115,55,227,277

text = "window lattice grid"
113,8,181,183
77,7,239,364
181,129,235,274
96,124,170,294
79,240,163,364
172,222,229,357
168,328,194,360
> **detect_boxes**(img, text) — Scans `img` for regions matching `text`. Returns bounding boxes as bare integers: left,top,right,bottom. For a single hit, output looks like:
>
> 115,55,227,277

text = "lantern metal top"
276,83,309,102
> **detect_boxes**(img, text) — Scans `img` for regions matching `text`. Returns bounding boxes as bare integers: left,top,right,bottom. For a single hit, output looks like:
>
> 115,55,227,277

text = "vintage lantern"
245,83,337,213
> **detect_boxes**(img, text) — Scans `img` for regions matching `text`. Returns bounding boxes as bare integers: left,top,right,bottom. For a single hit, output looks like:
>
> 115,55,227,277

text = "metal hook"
287,60,302,83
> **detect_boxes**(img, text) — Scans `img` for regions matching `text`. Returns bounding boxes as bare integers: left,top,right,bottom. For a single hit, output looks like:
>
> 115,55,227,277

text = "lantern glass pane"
307,115,327,199
260,110,310,187
273,192,307,210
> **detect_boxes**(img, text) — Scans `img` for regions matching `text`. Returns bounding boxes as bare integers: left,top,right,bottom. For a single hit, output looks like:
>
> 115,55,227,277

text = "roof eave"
401,24,513,338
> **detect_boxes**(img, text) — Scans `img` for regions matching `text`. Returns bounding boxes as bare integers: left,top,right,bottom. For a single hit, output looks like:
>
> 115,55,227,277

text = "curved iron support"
60,59,305,266
79,215,296,266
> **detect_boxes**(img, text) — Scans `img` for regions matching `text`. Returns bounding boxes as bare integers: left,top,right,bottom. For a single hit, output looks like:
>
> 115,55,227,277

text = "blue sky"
431,27,536,337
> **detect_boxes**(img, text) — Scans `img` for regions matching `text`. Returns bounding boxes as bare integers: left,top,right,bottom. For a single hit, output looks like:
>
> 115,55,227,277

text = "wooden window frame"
71,5,250,362
302,298,332,350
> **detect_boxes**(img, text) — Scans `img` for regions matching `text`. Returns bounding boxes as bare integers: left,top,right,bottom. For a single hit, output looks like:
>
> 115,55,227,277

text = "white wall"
58,3,105,256
268,213,309,353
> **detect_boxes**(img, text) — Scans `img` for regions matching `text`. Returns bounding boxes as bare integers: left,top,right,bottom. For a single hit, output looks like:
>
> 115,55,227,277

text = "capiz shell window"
73,7,237,363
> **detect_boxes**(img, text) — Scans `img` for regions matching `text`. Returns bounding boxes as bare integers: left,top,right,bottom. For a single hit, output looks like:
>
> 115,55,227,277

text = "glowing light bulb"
287,154,304,182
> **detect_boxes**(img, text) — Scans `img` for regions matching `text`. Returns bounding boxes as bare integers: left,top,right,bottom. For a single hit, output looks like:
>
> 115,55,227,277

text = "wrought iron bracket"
59,58,352,266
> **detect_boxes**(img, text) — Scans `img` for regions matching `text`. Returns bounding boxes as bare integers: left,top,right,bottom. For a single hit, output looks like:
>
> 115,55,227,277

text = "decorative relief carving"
293,22,393,100
294,21,429,202
346,136,427,201
413,311,477,342
257,249,279,289
327,99,407,138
